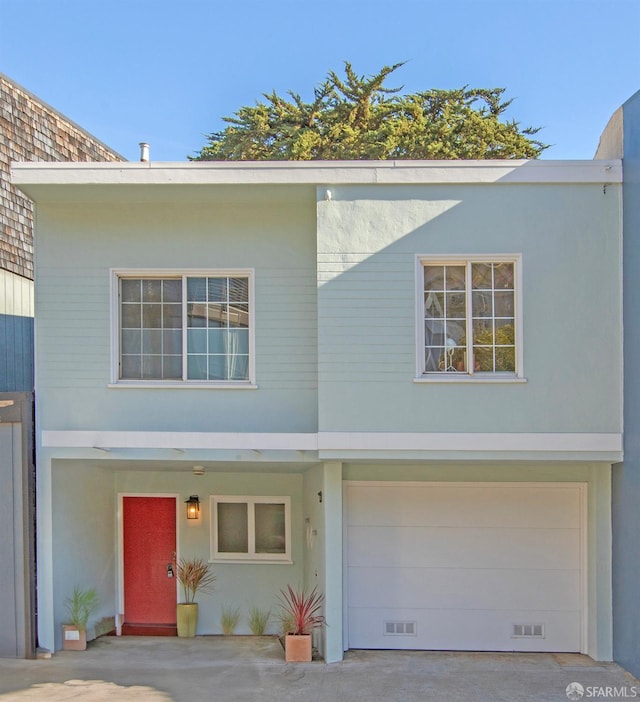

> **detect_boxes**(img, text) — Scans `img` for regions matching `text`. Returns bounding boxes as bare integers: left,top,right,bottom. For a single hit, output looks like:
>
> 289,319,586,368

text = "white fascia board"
11,159,622,187
41,430,318,451
41,430,622,457
319,432,622,453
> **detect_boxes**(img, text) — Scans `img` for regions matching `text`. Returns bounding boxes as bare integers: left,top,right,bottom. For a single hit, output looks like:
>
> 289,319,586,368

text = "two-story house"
12,157,622,663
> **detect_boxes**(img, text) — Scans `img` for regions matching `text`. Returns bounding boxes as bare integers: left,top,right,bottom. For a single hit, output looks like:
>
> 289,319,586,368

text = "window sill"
108,382,258,390
210,558,293,565
413,375,527,384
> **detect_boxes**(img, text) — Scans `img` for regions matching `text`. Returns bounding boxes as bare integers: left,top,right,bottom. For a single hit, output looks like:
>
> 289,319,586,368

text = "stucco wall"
612,89,640,678
316,183,622,435
51,461,116,651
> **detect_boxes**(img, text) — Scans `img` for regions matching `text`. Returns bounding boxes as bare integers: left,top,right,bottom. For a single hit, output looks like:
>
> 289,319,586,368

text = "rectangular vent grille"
384,621,417,636
512,623,545,638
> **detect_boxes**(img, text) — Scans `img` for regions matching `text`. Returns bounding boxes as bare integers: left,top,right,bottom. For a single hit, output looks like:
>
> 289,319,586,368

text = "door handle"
167,563,174,578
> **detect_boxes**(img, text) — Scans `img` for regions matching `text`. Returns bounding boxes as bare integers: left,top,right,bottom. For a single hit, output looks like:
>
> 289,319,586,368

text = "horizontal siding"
0,269,33,391
35,202,318,431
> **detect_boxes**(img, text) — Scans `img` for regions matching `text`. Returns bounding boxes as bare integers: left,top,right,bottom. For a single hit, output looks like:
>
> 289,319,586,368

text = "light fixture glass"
185,495,200,519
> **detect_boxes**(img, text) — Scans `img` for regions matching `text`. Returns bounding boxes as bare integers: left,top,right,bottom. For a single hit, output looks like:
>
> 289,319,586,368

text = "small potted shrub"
278,585,325,662
175,557,216,637
62,586,99,651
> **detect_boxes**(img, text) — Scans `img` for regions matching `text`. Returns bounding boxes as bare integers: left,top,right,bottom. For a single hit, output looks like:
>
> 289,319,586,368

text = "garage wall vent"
512,624,545,638
384,621,417,636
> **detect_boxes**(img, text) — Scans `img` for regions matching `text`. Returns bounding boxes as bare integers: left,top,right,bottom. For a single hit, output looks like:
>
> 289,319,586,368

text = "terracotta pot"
177,603,198,638
285,633,312,662
62,624,87,651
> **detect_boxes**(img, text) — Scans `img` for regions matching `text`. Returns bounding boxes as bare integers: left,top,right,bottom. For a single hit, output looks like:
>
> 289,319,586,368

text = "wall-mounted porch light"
185,495,200,520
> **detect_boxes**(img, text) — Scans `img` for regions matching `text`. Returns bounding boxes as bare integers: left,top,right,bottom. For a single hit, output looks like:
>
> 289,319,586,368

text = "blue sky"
2,0,639,162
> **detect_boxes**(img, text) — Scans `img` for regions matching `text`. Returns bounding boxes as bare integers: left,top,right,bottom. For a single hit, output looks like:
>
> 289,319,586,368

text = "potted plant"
62,585,99,651
175,557,216,638
278,585,325,662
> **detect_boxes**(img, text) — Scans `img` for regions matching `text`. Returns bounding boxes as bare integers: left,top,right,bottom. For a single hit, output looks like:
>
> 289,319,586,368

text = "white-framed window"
210,495,291,563
416,255,523,379
111,269,255,386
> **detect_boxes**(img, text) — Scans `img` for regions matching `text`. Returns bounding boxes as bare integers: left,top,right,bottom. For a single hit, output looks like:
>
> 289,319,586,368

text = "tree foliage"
191,62,547,161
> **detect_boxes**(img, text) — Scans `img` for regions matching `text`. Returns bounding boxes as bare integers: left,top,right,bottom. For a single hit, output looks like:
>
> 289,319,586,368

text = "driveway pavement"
0,636,637,702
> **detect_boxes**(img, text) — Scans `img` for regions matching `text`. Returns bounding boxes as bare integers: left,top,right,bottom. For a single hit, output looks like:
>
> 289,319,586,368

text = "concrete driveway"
0,636,637,702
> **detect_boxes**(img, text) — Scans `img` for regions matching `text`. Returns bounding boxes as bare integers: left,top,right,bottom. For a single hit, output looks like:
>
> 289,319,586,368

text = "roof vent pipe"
139,142,150,163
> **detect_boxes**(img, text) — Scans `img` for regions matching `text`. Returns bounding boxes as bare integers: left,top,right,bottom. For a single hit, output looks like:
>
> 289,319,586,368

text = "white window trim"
110,268,256,388
414,254,524,382
210,495,292,564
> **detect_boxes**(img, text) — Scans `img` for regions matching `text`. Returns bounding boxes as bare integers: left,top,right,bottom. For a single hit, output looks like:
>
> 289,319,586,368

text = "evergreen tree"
191,62,547,161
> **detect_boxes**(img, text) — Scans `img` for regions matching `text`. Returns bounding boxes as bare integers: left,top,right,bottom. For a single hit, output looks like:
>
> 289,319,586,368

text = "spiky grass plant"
175,557,216,604
65,586,99,630
220,605,241,635
278,585,325,636
248,606,271,635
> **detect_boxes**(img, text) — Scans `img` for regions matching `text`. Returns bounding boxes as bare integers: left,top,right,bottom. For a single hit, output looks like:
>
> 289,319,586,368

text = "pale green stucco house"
12,158,622,662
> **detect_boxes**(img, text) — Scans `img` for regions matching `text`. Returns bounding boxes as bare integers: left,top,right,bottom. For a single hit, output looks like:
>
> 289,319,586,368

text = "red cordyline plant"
278,585,326,636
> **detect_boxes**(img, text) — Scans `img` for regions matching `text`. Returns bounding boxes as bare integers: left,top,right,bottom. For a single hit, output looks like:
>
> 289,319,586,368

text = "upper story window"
113,270,254,386
417,256,522,380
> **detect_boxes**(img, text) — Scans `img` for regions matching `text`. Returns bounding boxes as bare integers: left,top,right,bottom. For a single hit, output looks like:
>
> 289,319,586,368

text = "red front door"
123,496,177,634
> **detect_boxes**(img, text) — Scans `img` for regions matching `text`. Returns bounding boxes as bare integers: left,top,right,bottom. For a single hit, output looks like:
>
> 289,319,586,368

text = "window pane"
496,346,516,372
425,292,445,319
445,265,465,291
471,263,493,289
121,355,141,378
207,277,227,302
121,279,141,302
163,279,182,302
162,355,182,379
143,304,161,328
255,503,286,554
187,328,207,354
493,263,514,289
187,303,207,327
121,329,140,354
228,355,249,380
187,355,208,380
496,319,515,345
228,329,249,355
217,503,248,553
473,318,494,345
163,330,182,354
207,355,226,380
474,346,494,372
472,291,493,317
121,304,141,328
142,329,162,354
163,303,182,329
206,303,227,327
142,279,162,303
424,266,445,291
228,304,249,329
187,277,207,302
229,277,248,302
208,328,226,354
446,292,466,318
494,291,514,317
142,356,162,379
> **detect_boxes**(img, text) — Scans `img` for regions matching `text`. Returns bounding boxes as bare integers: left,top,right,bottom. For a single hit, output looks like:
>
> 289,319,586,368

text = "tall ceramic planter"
177,603,198,638
285,633,312,662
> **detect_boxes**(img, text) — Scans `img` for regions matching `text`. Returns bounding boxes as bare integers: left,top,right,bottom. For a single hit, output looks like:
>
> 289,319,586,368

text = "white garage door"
345,482,585,652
